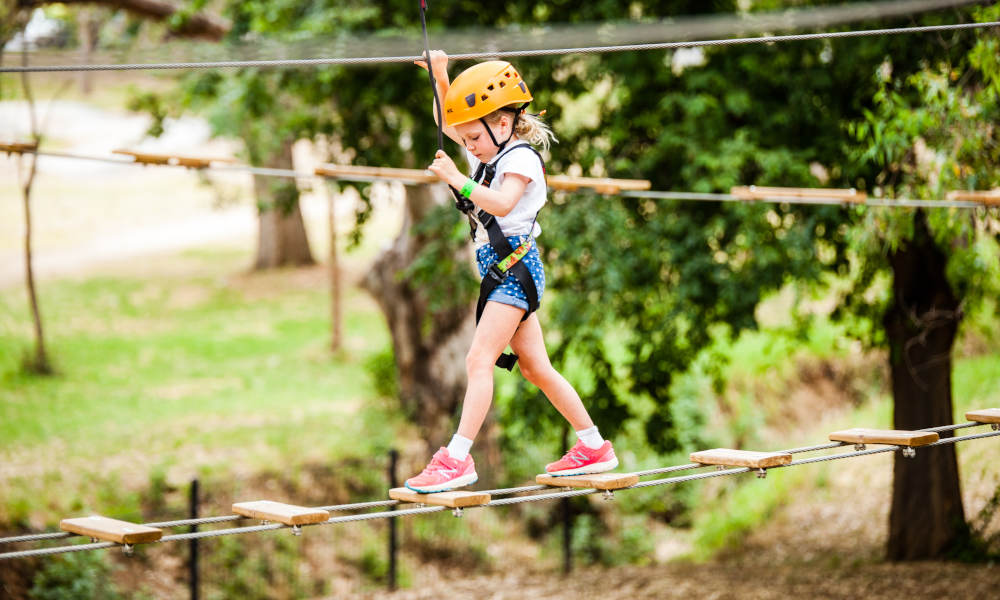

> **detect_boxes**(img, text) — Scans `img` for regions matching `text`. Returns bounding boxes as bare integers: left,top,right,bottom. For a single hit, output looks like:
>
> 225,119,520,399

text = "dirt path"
347,561,997,600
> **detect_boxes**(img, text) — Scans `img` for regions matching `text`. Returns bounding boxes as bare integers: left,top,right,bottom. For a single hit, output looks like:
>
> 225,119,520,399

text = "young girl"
406,52,617,493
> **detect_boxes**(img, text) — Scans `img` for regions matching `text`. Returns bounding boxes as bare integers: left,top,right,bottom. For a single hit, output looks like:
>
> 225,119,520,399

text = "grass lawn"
0,243,400,526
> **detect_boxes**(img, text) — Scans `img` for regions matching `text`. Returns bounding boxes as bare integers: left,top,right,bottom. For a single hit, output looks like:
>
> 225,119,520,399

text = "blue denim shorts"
475,234,546,312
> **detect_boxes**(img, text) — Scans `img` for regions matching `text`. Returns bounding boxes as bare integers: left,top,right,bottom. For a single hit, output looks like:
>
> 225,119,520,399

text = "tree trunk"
883,210,966,560
362,185,502,482
18,49,51,375
326,181,342,352
252,139,315,270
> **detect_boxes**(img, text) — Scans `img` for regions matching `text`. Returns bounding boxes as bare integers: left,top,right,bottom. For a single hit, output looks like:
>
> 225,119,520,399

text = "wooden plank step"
731,185,866,203
535,472,639,490
113,149,234,168
388,488,491,508
60,516,162,545
946,190,1000,206
0,141,38,154
829,428,939,447
966,408,1000,424
690,448,792,469
232,501,330,526
547,175,652,194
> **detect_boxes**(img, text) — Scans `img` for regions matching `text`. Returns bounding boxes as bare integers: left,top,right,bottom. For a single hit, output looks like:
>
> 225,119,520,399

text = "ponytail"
484,108,557,151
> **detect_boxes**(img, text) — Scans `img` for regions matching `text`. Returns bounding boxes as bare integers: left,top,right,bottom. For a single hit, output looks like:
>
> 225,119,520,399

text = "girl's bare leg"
456,301,525,440
509,313,594,431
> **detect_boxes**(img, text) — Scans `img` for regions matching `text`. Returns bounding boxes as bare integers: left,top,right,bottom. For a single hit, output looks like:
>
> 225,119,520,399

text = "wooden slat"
315,164,438,184
232,501,330,526
388,487,491,508
731,185,867,203
60,516,162,545
547,175,652,194
535,472,638,490
965,408,1000,424
689,448,792,469
113,149,233,168
946,190,1000,206
0,141,39,154
829,428,939,447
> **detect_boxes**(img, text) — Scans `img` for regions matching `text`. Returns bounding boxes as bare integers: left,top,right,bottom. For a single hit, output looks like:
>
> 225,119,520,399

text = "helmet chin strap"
479,105,525,154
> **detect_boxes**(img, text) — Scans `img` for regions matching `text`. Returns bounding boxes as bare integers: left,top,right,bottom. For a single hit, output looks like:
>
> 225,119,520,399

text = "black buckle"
487,263,506,283
495,353,519,371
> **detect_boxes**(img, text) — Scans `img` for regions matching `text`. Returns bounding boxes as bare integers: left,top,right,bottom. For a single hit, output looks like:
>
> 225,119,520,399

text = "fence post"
561,427,572,574
189,478,200,600
388,449,399,591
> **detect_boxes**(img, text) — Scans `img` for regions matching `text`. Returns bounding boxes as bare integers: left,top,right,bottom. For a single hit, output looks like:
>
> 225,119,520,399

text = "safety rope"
0,422,994,560
7,149,994,210
1,21,997,73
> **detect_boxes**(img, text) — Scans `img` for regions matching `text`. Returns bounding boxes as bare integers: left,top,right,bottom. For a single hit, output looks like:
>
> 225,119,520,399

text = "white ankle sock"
446,434,473,461
576,426,604,450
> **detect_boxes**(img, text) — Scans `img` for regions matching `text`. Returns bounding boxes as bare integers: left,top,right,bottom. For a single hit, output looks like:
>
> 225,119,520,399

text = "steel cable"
1,21,997,74
1,425,995,559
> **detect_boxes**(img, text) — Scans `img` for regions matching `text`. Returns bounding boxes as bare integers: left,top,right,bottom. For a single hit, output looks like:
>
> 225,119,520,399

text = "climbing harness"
419,2,543,371
466,142,547,371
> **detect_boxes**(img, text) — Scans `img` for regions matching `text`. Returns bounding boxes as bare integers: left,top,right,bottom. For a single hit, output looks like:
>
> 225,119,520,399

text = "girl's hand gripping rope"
428,150,463,188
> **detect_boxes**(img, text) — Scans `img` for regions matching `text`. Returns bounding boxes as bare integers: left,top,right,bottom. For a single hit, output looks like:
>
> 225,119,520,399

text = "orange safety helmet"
443,60,532,128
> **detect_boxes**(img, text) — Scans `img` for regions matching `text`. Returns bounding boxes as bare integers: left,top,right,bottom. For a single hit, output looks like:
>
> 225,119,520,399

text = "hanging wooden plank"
946,190,1000,206
535,472,638,490
731,185,867,203
113,149,233,168
965,408,1000,424
388,488,490,508
690,448,792,469
829,428,939,447
60,516,162,545
232,501,330,526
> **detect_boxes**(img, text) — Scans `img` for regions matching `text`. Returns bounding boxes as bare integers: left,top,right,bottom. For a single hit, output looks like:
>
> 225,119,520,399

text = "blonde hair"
484,108,557,152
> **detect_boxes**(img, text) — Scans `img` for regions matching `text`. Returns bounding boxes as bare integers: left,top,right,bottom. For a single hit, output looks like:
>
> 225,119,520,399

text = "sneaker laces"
418,453,450,476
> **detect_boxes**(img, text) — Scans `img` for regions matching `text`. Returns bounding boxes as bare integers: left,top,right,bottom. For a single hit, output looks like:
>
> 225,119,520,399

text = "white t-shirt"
464,142,546,248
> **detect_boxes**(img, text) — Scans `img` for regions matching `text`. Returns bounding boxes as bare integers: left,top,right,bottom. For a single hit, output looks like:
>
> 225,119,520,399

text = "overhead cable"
0,21,996,74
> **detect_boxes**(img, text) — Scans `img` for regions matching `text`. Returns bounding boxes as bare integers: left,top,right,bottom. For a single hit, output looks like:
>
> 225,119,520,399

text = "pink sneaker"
405,448,478,493
545,440,618,476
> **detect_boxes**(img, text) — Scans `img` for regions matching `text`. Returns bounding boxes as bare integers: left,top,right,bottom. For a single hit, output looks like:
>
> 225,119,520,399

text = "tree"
847,14,1000,556
529,3,993,559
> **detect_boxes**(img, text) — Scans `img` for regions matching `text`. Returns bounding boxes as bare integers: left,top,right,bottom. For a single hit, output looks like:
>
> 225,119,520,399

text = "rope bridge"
2,146,998,209
2,410,997,561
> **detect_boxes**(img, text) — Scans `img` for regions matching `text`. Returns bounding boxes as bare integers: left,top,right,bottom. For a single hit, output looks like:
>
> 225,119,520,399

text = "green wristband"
460,178,476,199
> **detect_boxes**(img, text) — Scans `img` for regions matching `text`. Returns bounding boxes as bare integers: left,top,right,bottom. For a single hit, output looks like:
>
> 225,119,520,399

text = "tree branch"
27,0,230,41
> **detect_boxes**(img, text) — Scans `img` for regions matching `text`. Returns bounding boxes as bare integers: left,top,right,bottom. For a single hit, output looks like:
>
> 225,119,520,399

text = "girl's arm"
415,50,463,147
428,150,528,217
